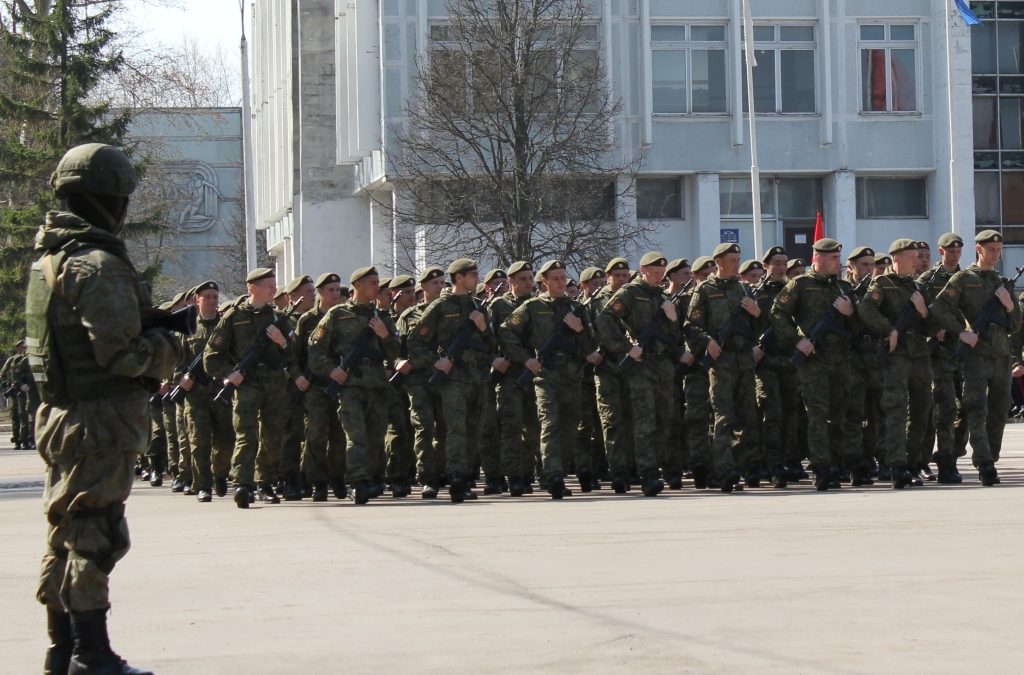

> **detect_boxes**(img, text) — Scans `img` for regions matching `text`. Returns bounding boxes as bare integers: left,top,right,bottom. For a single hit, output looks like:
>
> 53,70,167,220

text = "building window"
637,178,684,219
720,177,776,217
741,24,816,114
859,23,918,113
651,24,727,114
855,177,927,218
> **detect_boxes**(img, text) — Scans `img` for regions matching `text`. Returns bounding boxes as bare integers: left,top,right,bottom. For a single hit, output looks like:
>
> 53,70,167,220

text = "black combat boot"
577,469,594,493
720,470,742,494
548,474,570,500
814,465,835,492
257,484,280,504
665,470,683,491
233,485,250,509
770,464,788,489
849,464,874,487
978,462,998,487
282,473,302,501
214,476,228,497
44,608,72,675
890,464,913,489
331,479,348,500
483,475,504,495
311,482,328,502
68,609,152,675
641,472,664,497
507,476,525,497
354,479,374,504
691,463,709,490
936,465,963,484
611,473,629,494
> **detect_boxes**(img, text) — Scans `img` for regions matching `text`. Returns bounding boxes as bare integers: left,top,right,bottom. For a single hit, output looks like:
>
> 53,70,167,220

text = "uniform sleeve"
929,274,970,337
856,279,895,338
307,312,337,378
407,300,443,371
202,314,236,380
594,288,633,354
380,313,401,362
769,280,801,348
683,288,712,353
572,302,598,356
498,303,533,366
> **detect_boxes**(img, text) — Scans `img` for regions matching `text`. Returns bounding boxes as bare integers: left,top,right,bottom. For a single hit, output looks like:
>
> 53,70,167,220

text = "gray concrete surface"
2,426,1023,674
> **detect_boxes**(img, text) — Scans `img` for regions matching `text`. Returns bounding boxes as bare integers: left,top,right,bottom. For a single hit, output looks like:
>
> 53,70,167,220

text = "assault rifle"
515,307,584,387
697,282,755,369
617,279,693,373
954,265,1024,362
790,279,853,367
324,308,386,398
875,281,929,366
427,298,489,386
165,349,213,405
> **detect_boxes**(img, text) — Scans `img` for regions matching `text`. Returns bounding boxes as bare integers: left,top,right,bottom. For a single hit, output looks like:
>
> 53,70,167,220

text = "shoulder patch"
210,334,225,349
870,290,881,301
314,325,327,341
418,325,431,336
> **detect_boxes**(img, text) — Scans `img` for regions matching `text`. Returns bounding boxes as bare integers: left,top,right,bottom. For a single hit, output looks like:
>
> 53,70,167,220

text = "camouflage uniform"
753,276,798,476
578,291,608,478
182,314,234,495
294,306,346,489
1,353,25,445
397,301,446,487
843,274,883,471
590,284,636,481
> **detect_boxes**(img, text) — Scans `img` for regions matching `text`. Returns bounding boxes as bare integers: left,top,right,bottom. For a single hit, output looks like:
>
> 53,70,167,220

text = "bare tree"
383,0,655,272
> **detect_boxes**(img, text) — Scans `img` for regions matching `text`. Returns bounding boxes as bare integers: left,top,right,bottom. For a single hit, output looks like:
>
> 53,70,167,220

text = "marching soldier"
498,260,600,498
929,230,1022,486
204,268,293,508
278,275,315,500
786,258,806,279
842,246,880,485
308,266,401,504
476,269,509,493
577,266,608,488
682,256,716,488
663,258,692,489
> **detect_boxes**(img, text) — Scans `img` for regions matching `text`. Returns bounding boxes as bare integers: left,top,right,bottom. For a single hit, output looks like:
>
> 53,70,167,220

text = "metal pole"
944,2,959,234
240,1,258,270
742,0,762,256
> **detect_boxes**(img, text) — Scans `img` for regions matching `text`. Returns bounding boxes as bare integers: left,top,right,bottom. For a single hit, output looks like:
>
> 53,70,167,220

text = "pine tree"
0,0,130,346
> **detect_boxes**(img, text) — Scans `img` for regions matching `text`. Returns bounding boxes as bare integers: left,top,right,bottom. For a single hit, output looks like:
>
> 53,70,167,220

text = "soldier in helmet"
29,143,181,674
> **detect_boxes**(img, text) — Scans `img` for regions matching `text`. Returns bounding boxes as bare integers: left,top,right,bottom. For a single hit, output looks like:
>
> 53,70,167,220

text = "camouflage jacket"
289,305,328,384
929,264,1022,359
307,301,400,388
684,274,763,368
406,290,495,384
203,300,294,381
769,270,855,356
857,273,929,358
498,294,596,369
178,314,221,391
918,263,962,360
594,280,681,362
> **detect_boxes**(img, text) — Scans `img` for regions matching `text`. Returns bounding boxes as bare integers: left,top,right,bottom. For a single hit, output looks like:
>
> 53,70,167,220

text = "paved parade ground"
2,425,1024,674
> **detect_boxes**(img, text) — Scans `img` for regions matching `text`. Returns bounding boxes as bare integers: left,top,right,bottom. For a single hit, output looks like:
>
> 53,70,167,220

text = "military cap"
447,258,478,276
846,246,875,262
418,266,445,284
389,274,415,290
284,275,313,294
762,246,787,264
812,238,842,254
315,272,341,288
605,257,629,273
938,232,964,249
568,278,578,287
377,277,392,290
158,300,175,311
976,229,1003,244
539,260,567,276
339,285,351,296
639,251,667,267
739,259,764,275
507,261,533,276
889,238,918,255
273,288,287,300
171,290,189,306
786,258,806,272
534,270,545,283
874,254,892,266
665,258,691,276
629,271,639,282
692,256,715,273
193,280,218,295
246,267,275,283
349,266,378,284
712,242,741,258
483,268,508,284
475,283,487,296
579,267,605,283
16,338,26,347
916,241,930,251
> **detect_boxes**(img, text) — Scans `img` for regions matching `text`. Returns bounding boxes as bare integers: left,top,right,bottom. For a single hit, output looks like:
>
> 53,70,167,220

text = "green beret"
847,246,875,262
15,338,26,347
539,260,567,276
285,275,313,294
786,258,806,272
605,257,629,273
534,270,545,283
273,288,287,300
938,232,964,249
739,259,764,275
447,258,478,276
158,300,176,311
812,238,842,254
171,290,189,306
666,258,691,276
246,267,275,283
483,268,508,284
418,266,445,284
389,274,415,290
339,285,351,296
350,266,378,284
692,256,715,273
475,283,487,295
976,229,1003,244
762,246,787,264
916,241,930,250
874,254,892,265
713,243,741,258
567,278,578,287
579,267,605,282
639,251,667,267
315,272,341,288
889,238,918,255
507,261,533,276
377,277,392,290
193,280,219,295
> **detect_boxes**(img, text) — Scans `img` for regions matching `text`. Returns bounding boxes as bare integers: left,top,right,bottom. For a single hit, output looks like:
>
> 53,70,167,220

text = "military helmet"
50,143,137,198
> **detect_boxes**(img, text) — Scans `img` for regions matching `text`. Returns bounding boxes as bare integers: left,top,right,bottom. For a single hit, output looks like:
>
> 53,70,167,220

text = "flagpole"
742,0,763,256
945,0,958,234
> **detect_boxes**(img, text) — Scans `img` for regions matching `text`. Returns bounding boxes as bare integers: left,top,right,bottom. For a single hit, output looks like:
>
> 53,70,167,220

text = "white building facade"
249,0,989,279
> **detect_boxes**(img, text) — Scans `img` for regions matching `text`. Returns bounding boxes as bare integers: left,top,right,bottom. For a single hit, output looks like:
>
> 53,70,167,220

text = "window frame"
741,22,819,115
856,20,922,115
854,176,929,219
650,22,729,116
635,176,686,220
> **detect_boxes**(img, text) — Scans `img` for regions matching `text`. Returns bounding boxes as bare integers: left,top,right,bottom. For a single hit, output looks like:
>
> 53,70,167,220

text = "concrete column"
828,170,857,247
695,173,722,256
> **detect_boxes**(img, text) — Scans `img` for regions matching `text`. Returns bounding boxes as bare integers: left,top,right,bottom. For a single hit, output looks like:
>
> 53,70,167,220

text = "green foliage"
0,0,130,347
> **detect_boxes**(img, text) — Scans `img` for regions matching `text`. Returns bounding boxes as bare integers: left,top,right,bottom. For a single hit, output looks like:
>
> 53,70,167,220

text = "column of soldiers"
139,228,1024,508
1,338,39,449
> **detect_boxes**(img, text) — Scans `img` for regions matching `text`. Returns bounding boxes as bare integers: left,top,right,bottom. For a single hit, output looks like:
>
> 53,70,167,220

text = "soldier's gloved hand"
995,286,1014,312
178,375,194,392
368,316,390,339
395,359,412,375
266,324,287,347
563,313,584,333
935,329,946,341
226,371,245,387
1013,364,1024,378
911,291,928,318
586,351,603,366
796,338,815,356
680,351,695,366
741,296,761,317
434,357,453,374
469,310,487,332
295,375,310,392
705,339,722,360
888,329,898,353
958,331,979,348
753,346,764,362
158,382,172,395
492,357,510,373
834,296,854,316
329,368,348,385
661,300,678,323
19,383,30,393
628,344,644,362
134,328,183,381
524,358,542,375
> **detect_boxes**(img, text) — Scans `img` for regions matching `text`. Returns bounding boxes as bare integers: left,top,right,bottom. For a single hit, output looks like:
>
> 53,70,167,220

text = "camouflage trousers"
625,358,674,478
145,398,166,473
185,387,234,492
162,400,181,476
385,384,414,482
15,392,37,443
535,364,583,480
842,350,878,470
440,378,486,478
229,373,287,487
708,353,759,477
496,375,539,480
961,352,1012,466
302,386,346,484
755,364,795,470
475,381,501,480
279,398,306,481
798,351,853,470
337,385,388,483
9,394,24,443
407,380,446,485
930,355,968,468
578,369,607,473
595,368,635,478
880,352,932,469
682,369,711,472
